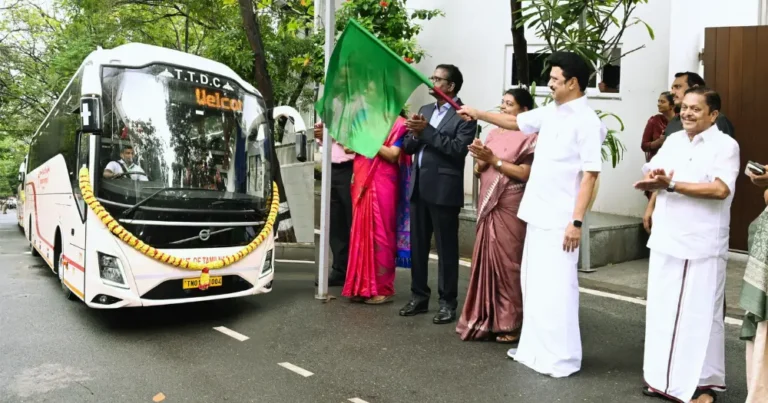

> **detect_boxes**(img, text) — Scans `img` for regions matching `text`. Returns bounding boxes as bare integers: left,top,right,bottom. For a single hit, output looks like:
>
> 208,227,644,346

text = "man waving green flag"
316,19,444,158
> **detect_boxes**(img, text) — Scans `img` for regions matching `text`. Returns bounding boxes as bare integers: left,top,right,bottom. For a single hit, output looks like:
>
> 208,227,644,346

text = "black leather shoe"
433,307,456,324
314,271,346,287
399,301,428,316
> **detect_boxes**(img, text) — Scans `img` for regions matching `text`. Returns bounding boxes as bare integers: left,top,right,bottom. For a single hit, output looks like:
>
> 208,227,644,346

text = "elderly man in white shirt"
458,51,605,378
103,144,148,181
634,87,739,403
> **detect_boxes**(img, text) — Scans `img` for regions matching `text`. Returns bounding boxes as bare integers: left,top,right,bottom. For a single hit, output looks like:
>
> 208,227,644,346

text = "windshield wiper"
121,187,259,218
121,187,181,218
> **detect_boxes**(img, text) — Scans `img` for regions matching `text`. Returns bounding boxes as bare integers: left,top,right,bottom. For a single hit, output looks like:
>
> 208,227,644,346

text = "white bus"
17,158,26,228
22,43,278,308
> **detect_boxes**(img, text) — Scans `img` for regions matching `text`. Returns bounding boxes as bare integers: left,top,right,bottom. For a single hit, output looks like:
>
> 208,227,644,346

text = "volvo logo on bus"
199,229,211,241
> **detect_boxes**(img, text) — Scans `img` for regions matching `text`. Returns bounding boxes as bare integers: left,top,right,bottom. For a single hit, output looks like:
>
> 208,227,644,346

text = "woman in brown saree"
457,88,537,343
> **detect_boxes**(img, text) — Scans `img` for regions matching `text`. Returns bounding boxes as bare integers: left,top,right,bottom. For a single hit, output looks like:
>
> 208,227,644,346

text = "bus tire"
52,230,61,275
58,254,77,301
29,217,39,257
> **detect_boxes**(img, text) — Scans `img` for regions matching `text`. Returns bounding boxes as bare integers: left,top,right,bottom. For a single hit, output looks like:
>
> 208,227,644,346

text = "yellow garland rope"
78,167,279,288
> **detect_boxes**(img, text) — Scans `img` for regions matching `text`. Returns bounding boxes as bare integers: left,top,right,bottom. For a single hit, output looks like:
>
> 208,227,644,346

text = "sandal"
495,334,520,344
641,386,678,401
691,389,717,403
364,295,394,305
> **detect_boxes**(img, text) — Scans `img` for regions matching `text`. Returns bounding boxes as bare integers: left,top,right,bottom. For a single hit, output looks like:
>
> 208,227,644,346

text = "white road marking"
579,287,647,306
212,326,249,342
275,259,315,264
430,253,471,267
428,254,744,326
348,399,370,403
278,362,314,377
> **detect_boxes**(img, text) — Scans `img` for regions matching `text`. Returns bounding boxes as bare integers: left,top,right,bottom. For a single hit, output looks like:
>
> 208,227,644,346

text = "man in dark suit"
399,64,476,324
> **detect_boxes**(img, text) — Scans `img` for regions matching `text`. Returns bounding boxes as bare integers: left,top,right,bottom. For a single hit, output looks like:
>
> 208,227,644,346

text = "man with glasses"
399,64,476,324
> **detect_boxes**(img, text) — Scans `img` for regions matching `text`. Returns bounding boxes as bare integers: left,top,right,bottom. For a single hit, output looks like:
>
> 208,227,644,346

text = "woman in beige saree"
457,88,537,343
741,165,768,403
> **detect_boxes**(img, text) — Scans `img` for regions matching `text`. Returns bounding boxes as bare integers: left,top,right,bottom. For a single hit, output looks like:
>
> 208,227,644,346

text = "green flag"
315,19,432,158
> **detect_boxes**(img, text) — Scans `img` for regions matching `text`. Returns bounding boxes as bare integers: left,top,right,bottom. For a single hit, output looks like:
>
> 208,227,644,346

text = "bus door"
59,131,91,300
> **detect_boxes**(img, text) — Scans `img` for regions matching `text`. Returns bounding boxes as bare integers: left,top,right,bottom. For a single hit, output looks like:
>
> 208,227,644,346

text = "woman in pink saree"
342,113,412,304
457,88,537,343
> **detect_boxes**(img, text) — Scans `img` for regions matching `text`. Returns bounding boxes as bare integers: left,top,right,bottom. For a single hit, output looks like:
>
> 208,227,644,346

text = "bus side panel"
16,187,24,228
25,155,84,286
25,165,56,269
61,192,86,301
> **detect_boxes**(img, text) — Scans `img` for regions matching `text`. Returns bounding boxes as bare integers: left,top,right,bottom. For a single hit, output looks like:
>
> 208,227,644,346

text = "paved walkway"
578,253,748,318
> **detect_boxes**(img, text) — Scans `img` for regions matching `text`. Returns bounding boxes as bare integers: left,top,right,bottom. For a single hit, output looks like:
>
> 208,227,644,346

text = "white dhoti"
644,250,726,402
513,225,581,378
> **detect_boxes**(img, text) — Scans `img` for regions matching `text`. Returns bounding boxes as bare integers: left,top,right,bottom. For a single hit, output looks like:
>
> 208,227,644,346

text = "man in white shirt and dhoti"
634,87,739,403
458,51,605,378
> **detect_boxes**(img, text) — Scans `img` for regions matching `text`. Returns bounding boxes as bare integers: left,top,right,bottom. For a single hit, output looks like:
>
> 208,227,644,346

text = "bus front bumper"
84,271,274,309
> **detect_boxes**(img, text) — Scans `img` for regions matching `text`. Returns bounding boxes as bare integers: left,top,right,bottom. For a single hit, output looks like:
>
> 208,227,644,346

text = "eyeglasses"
429,76,450,83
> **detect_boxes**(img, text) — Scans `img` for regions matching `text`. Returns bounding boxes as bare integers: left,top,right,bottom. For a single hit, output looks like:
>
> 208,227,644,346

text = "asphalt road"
0,212,750,402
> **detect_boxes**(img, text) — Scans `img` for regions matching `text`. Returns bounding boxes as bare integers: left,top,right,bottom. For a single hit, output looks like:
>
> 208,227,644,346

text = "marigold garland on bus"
78,167,279,289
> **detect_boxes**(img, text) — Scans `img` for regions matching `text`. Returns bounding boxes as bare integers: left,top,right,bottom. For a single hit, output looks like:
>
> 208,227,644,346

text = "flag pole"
315,0,335,300
431,87,462,111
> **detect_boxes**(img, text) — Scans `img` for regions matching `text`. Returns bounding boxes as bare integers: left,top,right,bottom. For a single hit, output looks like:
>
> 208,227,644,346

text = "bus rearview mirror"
80,96,102,134
295,131,307,162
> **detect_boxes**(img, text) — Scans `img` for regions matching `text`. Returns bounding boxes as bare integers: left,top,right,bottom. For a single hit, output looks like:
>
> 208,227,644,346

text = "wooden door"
703,26,768,252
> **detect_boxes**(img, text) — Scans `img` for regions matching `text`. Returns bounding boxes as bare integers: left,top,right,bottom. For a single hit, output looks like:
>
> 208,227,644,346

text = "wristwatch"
495,159,503,169
667,180,677,193
573,220,583,228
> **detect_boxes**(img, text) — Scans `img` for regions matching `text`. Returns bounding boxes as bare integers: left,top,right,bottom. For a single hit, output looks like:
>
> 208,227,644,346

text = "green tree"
513,0,655,167
307,0,443,85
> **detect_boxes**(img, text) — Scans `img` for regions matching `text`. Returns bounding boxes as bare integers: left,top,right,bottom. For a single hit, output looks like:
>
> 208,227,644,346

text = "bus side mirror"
80,96,102,134
295,131,307,162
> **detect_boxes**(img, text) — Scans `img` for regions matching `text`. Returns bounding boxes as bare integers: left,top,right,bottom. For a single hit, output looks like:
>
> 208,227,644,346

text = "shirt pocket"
677,145,717,183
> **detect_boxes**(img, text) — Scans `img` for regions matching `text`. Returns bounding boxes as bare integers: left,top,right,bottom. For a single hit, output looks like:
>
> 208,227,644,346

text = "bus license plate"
182,276,223,290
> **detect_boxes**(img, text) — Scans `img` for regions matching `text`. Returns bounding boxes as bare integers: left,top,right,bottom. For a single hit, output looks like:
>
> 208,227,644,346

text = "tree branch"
287,68,309,107
606,44,645,65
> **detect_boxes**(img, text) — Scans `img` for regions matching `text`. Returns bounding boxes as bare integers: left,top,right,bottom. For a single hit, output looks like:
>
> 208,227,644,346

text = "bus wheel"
29,218,39,257
58,254,77,301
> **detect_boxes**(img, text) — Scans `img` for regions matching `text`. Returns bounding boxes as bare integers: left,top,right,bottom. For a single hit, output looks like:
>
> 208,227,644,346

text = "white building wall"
407,0,672,217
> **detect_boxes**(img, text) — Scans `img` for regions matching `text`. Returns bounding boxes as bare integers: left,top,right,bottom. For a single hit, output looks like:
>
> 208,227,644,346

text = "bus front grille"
140,275,253,300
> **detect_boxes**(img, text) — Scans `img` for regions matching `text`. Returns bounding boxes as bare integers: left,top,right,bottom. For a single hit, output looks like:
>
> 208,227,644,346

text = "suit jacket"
664,113,735,137
402,99,477,207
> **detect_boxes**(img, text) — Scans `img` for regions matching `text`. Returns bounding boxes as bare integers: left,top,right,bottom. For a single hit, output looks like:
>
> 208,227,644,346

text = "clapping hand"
634,169,674,191
468,139,496,163
405,114,428,134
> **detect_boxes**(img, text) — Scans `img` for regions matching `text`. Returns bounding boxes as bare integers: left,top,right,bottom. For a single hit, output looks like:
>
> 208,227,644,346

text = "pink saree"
457,129,537,341
342,117,411,298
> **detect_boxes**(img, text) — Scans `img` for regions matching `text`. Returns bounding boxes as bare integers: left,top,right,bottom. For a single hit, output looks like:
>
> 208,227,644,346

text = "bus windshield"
98,65,273,248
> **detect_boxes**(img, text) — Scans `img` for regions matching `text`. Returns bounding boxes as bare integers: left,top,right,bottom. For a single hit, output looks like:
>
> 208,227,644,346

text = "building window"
505,45,622,96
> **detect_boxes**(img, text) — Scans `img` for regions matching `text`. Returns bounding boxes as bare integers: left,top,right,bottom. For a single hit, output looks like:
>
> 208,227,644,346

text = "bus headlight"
261,249,273,276
98,252,128,289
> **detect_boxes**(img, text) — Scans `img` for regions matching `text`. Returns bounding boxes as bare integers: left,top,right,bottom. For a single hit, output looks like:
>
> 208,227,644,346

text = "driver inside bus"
103,145,148,181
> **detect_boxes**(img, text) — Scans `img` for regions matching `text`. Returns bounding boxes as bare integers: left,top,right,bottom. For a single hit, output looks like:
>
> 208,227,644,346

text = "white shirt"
105,160,148,181
516,96,606,229
643,125,740,259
